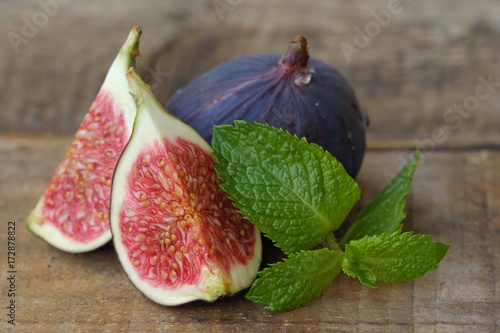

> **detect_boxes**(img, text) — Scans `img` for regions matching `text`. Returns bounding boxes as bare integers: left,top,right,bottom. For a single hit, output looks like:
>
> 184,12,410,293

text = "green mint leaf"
212,121,360,254
342,231,450,288
339,150,420,247
246,248,344,312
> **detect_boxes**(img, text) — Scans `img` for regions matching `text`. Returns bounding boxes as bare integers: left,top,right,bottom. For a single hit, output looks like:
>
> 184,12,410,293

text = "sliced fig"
27,26,142,252
110,69,262,305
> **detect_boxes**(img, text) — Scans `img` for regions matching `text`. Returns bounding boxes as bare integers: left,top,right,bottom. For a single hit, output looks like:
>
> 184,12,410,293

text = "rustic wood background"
1,0,499,332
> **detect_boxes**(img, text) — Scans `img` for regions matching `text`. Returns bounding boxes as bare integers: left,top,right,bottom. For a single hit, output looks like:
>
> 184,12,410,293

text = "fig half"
110,69,262,305
27,26,142,252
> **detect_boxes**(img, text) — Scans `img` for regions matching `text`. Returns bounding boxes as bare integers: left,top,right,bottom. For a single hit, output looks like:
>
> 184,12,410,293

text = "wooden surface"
1,1,499,332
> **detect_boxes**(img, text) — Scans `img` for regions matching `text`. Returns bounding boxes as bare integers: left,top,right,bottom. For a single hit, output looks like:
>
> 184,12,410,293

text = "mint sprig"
213,121,360,254
339,150,420,247
342,231,450,288
247,248,344,312
212,121,449,312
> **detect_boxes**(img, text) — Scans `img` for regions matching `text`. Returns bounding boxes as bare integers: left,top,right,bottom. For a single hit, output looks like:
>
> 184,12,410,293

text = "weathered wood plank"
1,0,498,147
0,136,497,332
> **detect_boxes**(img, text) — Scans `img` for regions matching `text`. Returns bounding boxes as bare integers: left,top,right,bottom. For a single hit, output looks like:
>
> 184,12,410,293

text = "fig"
166,35,367,178
27,26,142,252
110,68,262,305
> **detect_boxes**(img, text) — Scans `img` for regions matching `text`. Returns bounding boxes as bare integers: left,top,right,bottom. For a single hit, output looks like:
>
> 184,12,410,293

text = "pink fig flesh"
119,137,256,288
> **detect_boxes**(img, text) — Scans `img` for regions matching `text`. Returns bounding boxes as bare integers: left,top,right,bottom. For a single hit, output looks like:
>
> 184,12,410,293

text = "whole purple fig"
165,35,368,177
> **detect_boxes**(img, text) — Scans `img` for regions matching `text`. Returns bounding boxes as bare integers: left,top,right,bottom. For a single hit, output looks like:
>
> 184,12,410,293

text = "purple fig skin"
165,36,368,178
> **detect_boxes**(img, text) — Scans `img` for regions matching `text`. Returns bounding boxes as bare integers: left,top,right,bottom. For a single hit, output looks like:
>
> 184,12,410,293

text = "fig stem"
278,35,310,73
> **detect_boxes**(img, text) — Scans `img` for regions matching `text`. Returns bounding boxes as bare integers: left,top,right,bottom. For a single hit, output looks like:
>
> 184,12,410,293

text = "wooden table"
1,1,498,332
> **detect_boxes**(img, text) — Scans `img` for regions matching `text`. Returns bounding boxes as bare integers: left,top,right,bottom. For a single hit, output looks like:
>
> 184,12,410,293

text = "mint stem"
324,233,342,252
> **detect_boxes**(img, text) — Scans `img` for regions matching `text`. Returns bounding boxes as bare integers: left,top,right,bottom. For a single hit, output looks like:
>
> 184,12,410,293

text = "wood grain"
0,0,499,332
0,136,498,332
